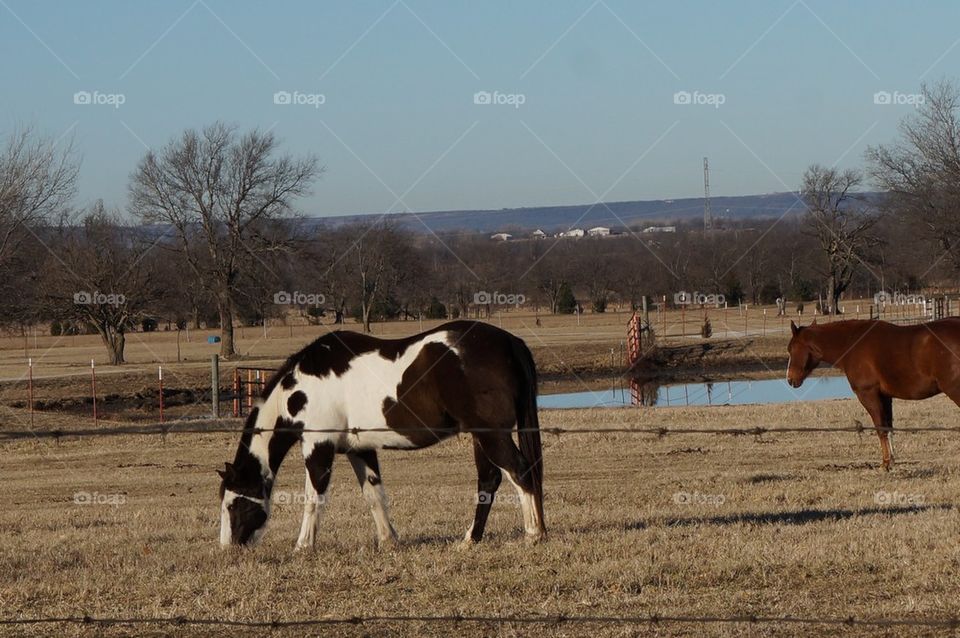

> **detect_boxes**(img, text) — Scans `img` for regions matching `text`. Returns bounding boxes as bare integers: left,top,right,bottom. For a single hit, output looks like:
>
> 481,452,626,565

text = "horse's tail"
511,335,544,526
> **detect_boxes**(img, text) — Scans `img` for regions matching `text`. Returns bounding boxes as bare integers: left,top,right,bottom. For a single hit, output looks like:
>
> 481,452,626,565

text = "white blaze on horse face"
220,490,238,546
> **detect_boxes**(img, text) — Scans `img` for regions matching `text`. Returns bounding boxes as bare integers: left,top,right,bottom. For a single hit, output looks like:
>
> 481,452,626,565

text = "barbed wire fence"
2,611,959,631
2,419,959,442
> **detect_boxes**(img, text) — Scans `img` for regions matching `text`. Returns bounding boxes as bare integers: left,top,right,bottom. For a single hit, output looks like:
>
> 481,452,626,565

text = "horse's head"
218,462,271,547
786,320,822,388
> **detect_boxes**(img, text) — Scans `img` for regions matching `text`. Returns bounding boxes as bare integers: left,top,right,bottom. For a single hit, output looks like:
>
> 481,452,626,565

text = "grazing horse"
218,320,546,549
787,318,960,470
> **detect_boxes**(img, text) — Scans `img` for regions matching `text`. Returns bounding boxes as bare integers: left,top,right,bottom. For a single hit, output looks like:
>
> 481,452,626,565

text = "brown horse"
787,318,960,470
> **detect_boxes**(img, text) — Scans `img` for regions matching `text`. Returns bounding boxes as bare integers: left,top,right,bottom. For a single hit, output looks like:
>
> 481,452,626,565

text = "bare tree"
43,202,164,364
801,164,879,314
129,122,320,357
325,222,412,332
867,80,960,272
0,126,78,269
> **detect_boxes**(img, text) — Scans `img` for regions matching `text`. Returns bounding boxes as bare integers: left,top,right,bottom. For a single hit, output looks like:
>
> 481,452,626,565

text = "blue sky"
2,0,957,217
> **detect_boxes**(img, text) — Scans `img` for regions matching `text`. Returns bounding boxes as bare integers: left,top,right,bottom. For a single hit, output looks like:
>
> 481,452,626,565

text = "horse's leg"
854,388,893,471
475,431,546,543
462,436,503,545
346,449,398,548
881,394,894,468
295,440,335,551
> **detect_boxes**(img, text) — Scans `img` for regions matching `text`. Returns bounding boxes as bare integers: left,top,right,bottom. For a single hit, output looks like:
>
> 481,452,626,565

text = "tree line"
2,81,960,365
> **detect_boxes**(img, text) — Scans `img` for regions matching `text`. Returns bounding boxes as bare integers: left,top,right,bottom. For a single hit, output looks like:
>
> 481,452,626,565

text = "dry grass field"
4,393,960,637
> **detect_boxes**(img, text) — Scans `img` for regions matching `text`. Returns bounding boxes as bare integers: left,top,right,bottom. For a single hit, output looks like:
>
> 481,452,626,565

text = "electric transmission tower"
703,156,713,231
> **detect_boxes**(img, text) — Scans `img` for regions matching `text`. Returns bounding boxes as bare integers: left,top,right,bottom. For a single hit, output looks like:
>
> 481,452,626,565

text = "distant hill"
304,192,836,234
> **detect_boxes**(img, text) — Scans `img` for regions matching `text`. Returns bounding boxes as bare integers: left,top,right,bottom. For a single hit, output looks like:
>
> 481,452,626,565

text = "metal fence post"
211,354,220,419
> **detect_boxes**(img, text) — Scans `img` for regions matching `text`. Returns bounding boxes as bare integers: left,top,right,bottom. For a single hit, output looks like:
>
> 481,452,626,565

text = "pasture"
4,394,960,637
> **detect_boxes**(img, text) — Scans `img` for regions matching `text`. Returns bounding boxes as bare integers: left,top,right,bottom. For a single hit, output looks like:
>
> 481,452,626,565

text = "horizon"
3,1,957,218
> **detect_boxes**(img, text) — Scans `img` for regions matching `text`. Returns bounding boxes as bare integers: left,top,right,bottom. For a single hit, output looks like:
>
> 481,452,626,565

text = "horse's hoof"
457,537,477,550
524,532,547,545
377,536,400,551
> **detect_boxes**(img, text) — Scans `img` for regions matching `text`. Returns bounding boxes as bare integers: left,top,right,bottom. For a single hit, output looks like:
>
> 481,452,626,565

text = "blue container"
207,335,221,344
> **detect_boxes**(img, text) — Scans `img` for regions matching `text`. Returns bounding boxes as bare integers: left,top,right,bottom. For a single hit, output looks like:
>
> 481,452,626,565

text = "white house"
557,228,585,238
490,232,512,241
588,226,611,237
531,229,547,239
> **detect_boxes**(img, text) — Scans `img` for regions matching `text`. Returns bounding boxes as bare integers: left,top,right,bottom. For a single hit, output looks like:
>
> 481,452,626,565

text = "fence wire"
0,420,956,442
1,611,958,630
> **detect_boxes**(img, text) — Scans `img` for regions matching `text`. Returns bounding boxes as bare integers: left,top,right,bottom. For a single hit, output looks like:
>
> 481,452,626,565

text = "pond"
538,376,854,409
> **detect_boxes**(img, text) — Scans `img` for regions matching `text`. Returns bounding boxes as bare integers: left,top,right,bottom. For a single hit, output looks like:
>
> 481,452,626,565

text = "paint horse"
218,320,546,548
787,318,960,470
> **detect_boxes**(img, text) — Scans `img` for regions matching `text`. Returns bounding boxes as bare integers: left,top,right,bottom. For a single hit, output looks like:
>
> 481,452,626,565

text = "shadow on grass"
622,503,953,531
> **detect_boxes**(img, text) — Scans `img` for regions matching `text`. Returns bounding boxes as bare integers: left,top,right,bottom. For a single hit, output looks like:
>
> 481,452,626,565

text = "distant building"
531,229,547,239
557,228,585,238
490,232,513,241
642,226,676,233
588,226,611,237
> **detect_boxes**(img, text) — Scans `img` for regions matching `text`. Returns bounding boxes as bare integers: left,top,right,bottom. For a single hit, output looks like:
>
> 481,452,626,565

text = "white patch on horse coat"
347,454,397,545
500,468,543,539
292,331,457,451
295,471,327,550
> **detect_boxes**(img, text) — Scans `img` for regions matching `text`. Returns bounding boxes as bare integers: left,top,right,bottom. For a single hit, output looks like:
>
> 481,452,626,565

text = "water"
538,376,854,409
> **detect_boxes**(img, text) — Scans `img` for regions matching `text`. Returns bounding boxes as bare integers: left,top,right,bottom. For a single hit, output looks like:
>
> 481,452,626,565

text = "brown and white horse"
787,318,960,470
218,320,546,548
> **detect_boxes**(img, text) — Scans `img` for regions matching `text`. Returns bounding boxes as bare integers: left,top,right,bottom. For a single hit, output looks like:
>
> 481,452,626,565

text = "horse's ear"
790,320,799,336
217,462,235,482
